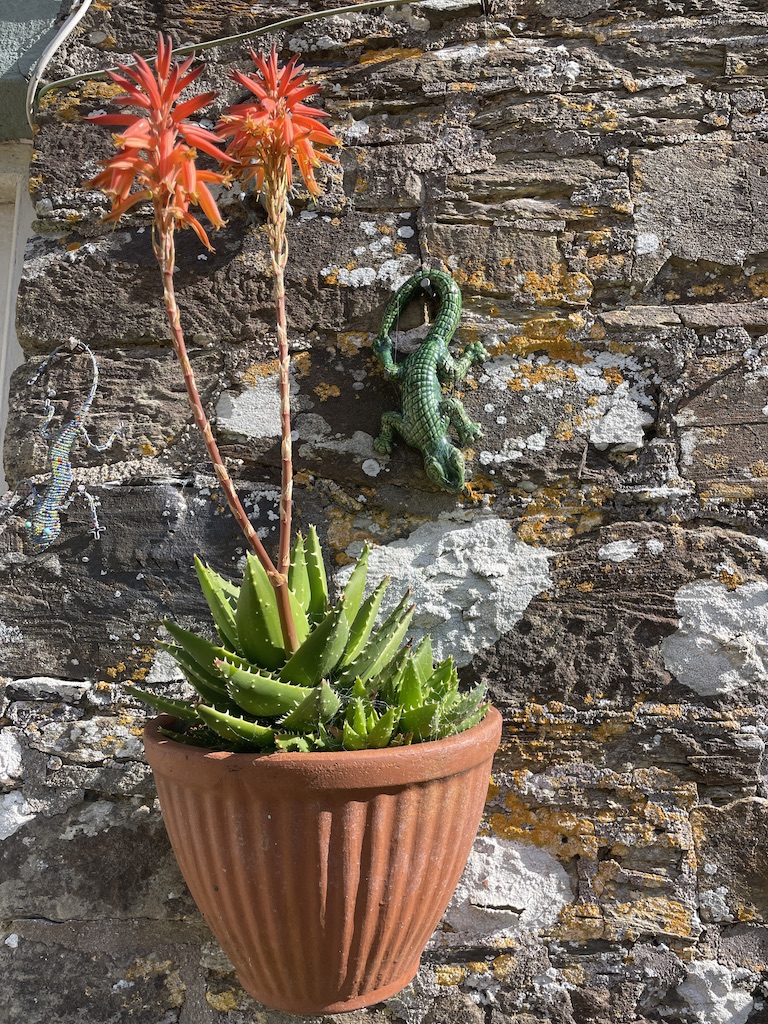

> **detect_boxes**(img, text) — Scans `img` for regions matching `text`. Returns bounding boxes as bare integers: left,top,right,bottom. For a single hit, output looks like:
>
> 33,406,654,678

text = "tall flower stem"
156,216,299,654
265,177,293,580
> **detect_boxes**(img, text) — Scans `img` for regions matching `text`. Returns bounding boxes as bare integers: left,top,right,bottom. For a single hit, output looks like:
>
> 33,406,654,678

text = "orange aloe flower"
86,34,234,249
216,48,340,198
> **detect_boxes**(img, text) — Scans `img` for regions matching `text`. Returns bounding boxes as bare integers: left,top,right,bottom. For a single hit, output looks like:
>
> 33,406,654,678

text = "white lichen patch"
146,649,185,684
0,731,24,786
598,540,640,563
215,374,281,440
439,836,573,945
676,960,755,1024
8,677,92,701
661,581,768,696
479,350,654,457
0,620,23,645
0,791,36,841
337,517,553,666
296,413,382,467
589,383,654,452
60,799,150,840
30,717,144,765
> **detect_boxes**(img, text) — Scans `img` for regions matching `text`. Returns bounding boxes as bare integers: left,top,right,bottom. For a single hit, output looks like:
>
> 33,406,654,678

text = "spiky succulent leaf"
216,659,311,717
194,556,239,650
340,577,389,668
279,598,349,687
196,705,275,747
288,533,311,613
341,544,369,622
280,681,341,729
236,553,285,669
125,685,200,722
305,525,328,621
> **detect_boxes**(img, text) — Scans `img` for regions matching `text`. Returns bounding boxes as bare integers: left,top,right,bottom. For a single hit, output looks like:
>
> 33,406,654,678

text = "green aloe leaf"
342,544,370,623
236,553,285,670
411,636,433,685
366,707,398,749
280,681,341,729
288,533,311,613
279,598,349,687
339,578,390,668
194,556,240,650
125,685,199,722
216,659,311,717
305,525,328,621
195,705,275,748
337,593,414,687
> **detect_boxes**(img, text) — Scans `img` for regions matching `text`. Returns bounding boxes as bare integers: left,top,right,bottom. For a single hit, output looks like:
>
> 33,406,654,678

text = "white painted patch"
635,232,661,255
589,383,653,451
4,933,19,949
598,540,639,563
215,375,281,440
676,960,754,1024
9,676,92,701
338,517,553,666
661,581,768,696
0,731,23,786
0,791,36,840
441,836,573,944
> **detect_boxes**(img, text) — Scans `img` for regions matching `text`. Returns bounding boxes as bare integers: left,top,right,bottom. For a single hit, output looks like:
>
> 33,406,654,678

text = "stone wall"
2,1,768,1022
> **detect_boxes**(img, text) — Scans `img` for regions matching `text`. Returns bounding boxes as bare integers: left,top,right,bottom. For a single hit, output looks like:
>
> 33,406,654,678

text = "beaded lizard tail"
372,270,487,492
6,340,125,553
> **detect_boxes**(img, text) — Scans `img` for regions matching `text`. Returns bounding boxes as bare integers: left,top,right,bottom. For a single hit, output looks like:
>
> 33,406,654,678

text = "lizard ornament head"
424,440,466,493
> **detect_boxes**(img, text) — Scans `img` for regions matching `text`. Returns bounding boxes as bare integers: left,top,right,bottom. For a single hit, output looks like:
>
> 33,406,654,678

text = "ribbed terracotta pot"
144,705,502,1015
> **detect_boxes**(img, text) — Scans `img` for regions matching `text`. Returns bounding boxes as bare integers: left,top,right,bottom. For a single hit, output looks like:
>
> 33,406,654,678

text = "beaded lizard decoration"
372,270,488,492
6,339,124,553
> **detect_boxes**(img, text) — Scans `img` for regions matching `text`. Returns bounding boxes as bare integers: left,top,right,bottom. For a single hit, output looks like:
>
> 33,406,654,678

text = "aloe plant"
128,528,487,752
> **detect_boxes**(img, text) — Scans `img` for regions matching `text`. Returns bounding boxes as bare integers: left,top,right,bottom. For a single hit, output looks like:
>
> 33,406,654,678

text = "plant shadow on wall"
76,34,501,1015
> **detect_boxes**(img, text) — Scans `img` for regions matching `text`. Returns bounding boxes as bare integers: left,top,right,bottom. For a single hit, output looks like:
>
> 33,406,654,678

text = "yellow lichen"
242,359,279,385
313,383,341,402
205,989,241,1012
435,964,467,986
358,46,423,65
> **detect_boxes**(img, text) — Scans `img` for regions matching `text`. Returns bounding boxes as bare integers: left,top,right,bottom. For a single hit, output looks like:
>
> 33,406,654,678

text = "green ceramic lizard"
372,270,487,492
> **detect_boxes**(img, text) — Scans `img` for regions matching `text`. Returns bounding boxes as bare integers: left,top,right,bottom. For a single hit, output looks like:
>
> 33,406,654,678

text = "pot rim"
144,704,502,792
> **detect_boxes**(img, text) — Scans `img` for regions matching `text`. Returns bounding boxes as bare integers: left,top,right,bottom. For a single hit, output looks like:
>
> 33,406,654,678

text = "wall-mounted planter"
144,706,502,1015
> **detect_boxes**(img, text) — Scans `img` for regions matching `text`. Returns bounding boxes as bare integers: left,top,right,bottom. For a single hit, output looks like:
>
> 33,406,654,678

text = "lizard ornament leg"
371,269,488,493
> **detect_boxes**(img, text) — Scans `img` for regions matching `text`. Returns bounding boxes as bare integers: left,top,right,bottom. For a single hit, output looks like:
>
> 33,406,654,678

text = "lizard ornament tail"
372,270,488,492
12,339,124,553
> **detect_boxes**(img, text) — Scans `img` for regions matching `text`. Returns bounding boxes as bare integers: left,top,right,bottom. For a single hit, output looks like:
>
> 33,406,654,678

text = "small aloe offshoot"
128,536,487,752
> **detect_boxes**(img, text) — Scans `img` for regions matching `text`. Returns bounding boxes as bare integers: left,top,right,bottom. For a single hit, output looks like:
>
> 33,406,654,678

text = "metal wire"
29,0,424,128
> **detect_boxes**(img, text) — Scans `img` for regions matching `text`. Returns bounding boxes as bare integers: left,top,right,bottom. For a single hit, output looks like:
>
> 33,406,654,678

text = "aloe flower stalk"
217,49,340,580
86,37,338,655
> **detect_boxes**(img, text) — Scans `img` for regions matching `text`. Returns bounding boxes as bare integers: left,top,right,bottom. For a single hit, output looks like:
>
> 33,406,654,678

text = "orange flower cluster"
217,49,340,199
87,36,231,249
87,36,340,245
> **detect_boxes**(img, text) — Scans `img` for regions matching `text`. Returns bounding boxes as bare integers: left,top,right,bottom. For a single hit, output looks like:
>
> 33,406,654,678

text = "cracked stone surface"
3,1,768,1022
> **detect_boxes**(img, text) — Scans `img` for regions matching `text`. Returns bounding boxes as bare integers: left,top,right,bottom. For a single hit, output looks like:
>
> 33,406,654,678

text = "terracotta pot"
144,705,502,1015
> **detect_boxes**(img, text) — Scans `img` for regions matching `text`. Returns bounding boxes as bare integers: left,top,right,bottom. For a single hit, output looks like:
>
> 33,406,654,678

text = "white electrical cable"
26,0,95,130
